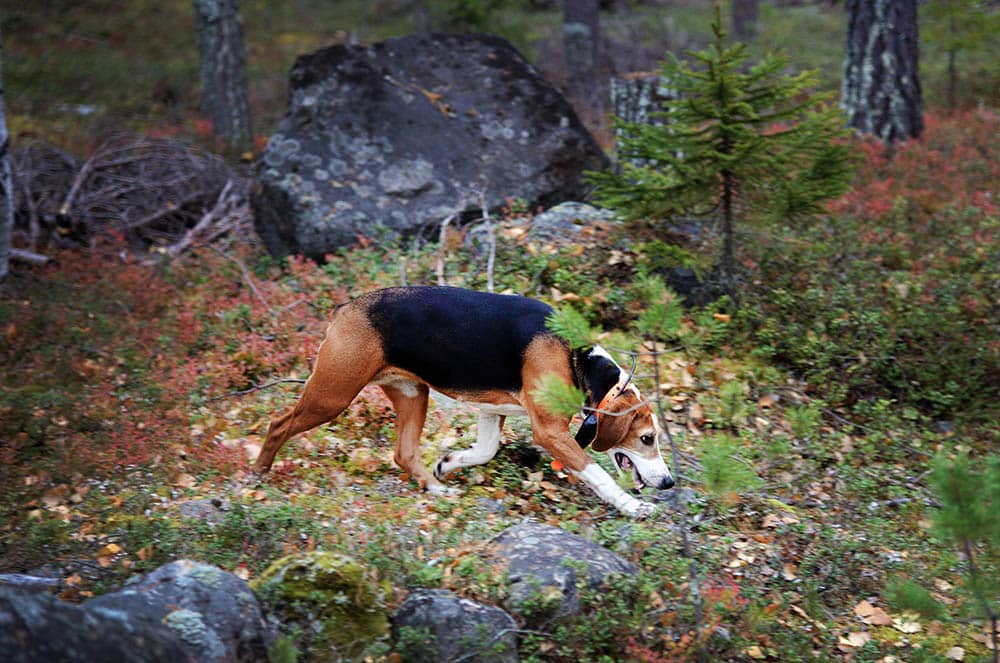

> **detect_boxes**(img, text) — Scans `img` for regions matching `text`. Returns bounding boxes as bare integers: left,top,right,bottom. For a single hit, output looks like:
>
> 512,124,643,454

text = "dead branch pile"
11,134,253,258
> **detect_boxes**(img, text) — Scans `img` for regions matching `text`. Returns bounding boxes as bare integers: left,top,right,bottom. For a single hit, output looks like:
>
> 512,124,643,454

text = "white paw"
622,499,657,519
433,458,452,481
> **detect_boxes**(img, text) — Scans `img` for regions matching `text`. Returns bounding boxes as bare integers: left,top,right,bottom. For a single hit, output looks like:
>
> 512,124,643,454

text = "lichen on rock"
251,552,389,660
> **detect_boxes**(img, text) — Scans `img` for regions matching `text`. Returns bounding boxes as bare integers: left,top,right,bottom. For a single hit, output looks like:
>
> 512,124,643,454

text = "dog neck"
570,345,626,410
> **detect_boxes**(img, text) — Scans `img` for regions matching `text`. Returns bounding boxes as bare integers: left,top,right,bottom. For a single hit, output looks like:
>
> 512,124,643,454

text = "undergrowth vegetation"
2,1,999,659
1,108,997,660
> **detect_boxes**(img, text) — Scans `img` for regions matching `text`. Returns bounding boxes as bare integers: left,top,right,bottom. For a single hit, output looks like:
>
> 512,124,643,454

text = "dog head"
575,382,675,491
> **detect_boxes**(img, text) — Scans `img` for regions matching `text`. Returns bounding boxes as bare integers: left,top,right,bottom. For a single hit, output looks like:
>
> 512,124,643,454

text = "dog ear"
575,413,598,448
590,411,636,452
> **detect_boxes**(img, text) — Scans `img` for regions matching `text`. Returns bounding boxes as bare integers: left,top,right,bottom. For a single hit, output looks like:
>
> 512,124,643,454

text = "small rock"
486,521,636,622
392,589,517,663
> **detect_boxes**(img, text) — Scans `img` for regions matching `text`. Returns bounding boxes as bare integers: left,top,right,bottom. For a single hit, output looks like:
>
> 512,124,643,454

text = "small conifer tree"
891,452,999,661
590,6,852,293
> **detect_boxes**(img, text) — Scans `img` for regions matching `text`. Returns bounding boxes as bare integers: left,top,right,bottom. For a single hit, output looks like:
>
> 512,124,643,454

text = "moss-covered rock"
251,552,389,661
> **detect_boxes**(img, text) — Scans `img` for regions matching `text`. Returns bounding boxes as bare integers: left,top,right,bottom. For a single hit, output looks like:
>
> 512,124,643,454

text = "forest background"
0,1,997,661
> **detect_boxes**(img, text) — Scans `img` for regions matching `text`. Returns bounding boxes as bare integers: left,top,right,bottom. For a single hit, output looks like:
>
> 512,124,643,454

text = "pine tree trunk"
564,0,601,120
0,28,13,283
732,0,759,42
946,12,957,114
193,0,253,148
842,0,923,144
721,168,735,289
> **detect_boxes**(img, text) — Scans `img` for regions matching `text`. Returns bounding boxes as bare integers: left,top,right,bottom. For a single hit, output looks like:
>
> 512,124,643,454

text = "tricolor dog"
253,286,674,518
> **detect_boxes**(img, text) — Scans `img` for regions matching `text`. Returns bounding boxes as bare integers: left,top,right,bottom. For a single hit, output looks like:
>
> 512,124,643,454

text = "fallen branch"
10,248,50,266
207,378,307,402
208,245,275,317
435,213,456,286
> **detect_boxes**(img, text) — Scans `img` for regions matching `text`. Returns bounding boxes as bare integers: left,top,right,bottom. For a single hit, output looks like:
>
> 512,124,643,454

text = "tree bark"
564,0,601,120
0,27,13,282
609,72,673,164
732,0,759,42
842,0,923,145
193,0,253,149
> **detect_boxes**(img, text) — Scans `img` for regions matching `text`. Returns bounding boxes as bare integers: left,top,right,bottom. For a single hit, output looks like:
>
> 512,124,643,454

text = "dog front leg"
434,413,505,480
573,462,657,519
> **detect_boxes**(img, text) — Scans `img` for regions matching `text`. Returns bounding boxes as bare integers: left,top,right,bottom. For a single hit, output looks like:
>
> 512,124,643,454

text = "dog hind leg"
434,413,505,480
253,317,380,474
381,382,455,495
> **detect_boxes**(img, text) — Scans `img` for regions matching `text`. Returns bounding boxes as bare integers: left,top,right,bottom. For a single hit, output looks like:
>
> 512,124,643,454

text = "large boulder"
85,560,273,663
253,32,610,258
0,561,271,663
0,586,191,663
251,551,390,660
487,521,637,622
392,589,517,663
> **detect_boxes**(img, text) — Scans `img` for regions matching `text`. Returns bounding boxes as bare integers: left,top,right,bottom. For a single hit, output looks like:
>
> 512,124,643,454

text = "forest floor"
1,2,998,661
1,109,997,661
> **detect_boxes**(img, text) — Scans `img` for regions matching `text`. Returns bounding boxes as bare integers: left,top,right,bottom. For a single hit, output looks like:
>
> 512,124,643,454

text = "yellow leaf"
854,600,875,617
838,631,871,647
866,607,893,626
746,645,767,659
174,473,197,489
97,543,122,556
892,614,922,633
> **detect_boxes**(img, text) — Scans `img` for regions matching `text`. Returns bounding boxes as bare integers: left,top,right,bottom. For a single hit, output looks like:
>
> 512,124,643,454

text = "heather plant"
744,111,999,420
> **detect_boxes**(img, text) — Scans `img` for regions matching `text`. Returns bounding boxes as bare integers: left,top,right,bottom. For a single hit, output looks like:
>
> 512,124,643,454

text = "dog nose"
658,476,675,490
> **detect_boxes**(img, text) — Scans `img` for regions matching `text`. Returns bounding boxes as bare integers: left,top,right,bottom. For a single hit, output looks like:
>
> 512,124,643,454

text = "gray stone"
177,497,231,524
526,201,618,242
487,521,636,622
392,589,517,663
0,586,191,663
85,559,273,662
253,33,610,258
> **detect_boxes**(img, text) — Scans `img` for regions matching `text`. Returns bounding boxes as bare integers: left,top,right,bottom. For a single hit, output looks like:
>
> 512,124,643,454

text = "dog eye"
640,434,655,446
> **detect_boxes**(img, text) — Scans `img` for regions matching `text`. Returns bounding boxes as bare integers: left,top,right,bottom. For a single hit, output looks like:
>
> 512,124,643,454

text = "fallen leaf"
745,645,766,659
758,393,779,408
838,632,871,648
866,607,893,626
97,543,122,557
854,600,875,617
782,563,798,581
945,646,965,661
174,473,197,489
892,614,921,633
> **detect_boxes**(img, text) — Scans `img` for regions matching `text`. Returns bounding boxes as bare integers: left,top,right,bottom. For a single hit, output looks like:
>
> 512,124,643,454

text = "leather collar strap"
594,374,631,414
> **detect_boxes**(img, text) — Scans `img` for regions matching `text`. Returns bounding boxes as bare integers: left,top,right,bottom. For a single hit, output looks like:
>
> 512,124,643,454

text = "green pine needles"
590,6,853,289
891,452,999,657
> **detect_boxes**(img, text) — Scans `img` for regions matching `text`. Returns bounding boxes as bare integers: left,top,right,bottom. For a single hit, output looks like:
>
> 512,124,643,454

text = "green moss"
252,552,389,660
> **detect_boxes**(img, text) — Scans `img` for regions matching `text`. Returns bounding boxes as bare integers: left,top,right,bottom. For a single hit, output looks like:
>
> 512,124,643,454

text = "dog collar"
594,374,632,413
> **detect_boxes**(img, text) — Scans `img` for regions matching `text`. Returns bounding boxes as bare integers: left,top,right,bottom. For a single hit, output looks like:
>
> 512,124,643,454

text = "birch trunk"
842,0,923,144
0,27,13,282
